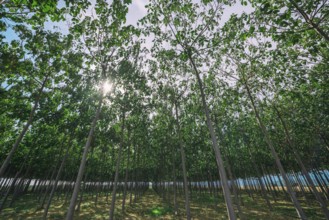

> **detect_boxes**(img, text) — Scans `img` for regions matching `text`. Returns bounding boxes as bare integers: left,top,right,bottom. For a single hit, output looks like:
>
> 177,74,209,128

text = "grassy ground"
175,192,326,220
0,189,327,219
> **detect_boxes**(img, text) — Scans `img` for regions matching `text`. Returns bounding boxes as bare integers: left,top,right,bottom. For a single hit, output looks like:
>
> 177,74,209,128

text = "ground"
0,189,327,219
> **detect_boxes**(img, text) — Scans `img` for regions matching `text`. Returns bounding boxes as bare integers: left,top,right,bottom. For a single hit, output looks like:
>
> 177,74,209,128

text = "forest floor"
0,189,327,219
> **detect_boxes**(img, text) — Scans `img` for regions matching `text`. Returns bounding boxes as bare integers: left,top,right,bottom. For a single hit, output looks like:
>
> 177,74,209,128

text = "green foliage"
0,0,328,206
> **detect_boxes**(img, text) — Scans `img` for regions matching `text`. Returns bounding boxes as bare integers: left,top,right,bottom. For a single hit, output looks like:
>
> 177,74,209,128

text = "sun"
102,81,112,94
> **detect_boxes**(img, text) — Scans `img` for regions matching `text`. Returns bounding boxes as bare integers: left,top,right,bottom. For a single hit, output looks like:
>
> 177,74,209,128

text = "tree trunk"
249,152,273,210
273,104,329,218
122,132,131,213
39,162,60,209
0,76,48,177
65,92,103,220
43,139,72,219
172,151,178,215
174,101,191,220
244,82,307,219
109,110,125,220
130,144,137,206
9,163,32,207
0,160,26,212
226,161,244,220
188,54,237,220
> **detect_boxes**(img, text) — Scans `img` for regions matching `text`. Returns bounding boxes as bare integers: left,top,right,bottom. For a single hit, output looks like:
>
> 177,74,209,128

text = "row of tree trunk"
152,167,329,219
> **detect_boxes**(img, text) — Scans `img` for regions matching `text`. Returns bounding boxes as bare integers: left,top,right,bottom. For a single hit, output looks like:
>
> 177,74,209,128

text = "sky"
3,0,254,43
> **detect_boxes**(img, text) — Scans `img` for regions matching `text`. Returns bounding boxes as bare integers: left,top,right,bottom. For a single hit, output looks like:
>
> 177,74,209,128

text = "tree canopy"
0,0,328,219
